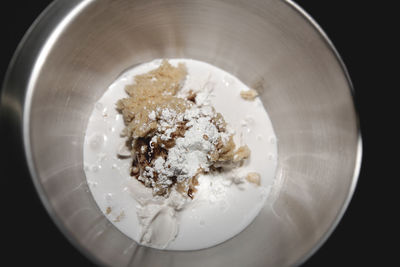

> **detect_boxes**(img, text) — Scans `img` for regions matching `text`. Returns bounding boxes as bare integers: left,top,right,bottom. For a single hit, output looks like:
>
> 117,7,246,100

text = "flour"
139,104,230,195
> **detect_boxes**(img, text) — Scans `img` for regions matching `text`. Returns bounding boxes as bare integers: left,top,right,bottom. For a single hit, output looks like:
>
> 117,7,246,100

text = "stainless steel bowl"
1,0,361,266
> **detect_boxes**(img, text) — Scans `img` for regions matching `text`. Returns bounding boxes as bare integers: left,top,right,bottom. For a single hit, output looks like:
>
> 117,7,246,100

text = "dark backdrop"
0,1,388,266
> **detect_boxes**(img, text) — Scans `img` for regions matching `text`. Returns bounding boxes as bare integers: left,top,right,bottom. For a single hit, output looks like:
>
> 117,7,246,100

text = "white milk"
83,59,277,250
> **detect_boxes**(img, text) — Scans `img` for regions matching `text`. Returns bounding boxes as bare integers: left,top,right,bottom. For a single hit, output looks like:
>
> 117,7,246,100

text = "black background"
0,1,391,266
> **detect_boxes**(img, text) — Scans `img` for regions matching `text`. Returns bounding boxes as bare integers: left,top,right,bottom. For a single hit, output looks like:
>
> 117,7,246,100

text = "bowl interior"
23,0,359,266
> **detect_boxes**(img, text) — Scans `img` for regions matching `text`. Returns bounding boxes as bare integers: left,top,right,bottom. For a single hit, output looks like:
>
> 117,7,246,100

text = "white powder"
164,107,219,180
148,110,156,120
140,104,228,193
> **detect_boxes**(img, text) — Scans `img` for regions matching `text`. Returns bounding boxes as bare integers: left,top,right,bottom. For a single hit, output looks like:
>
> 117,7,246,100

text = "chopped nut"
113,211,125,222
106,207,112,214
117,142,131,158
131,166,139,174
215,136,236,162
233,145,251,162
203,134,209,140
246,172,261,186
187,90,197,103
240,89,258,100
